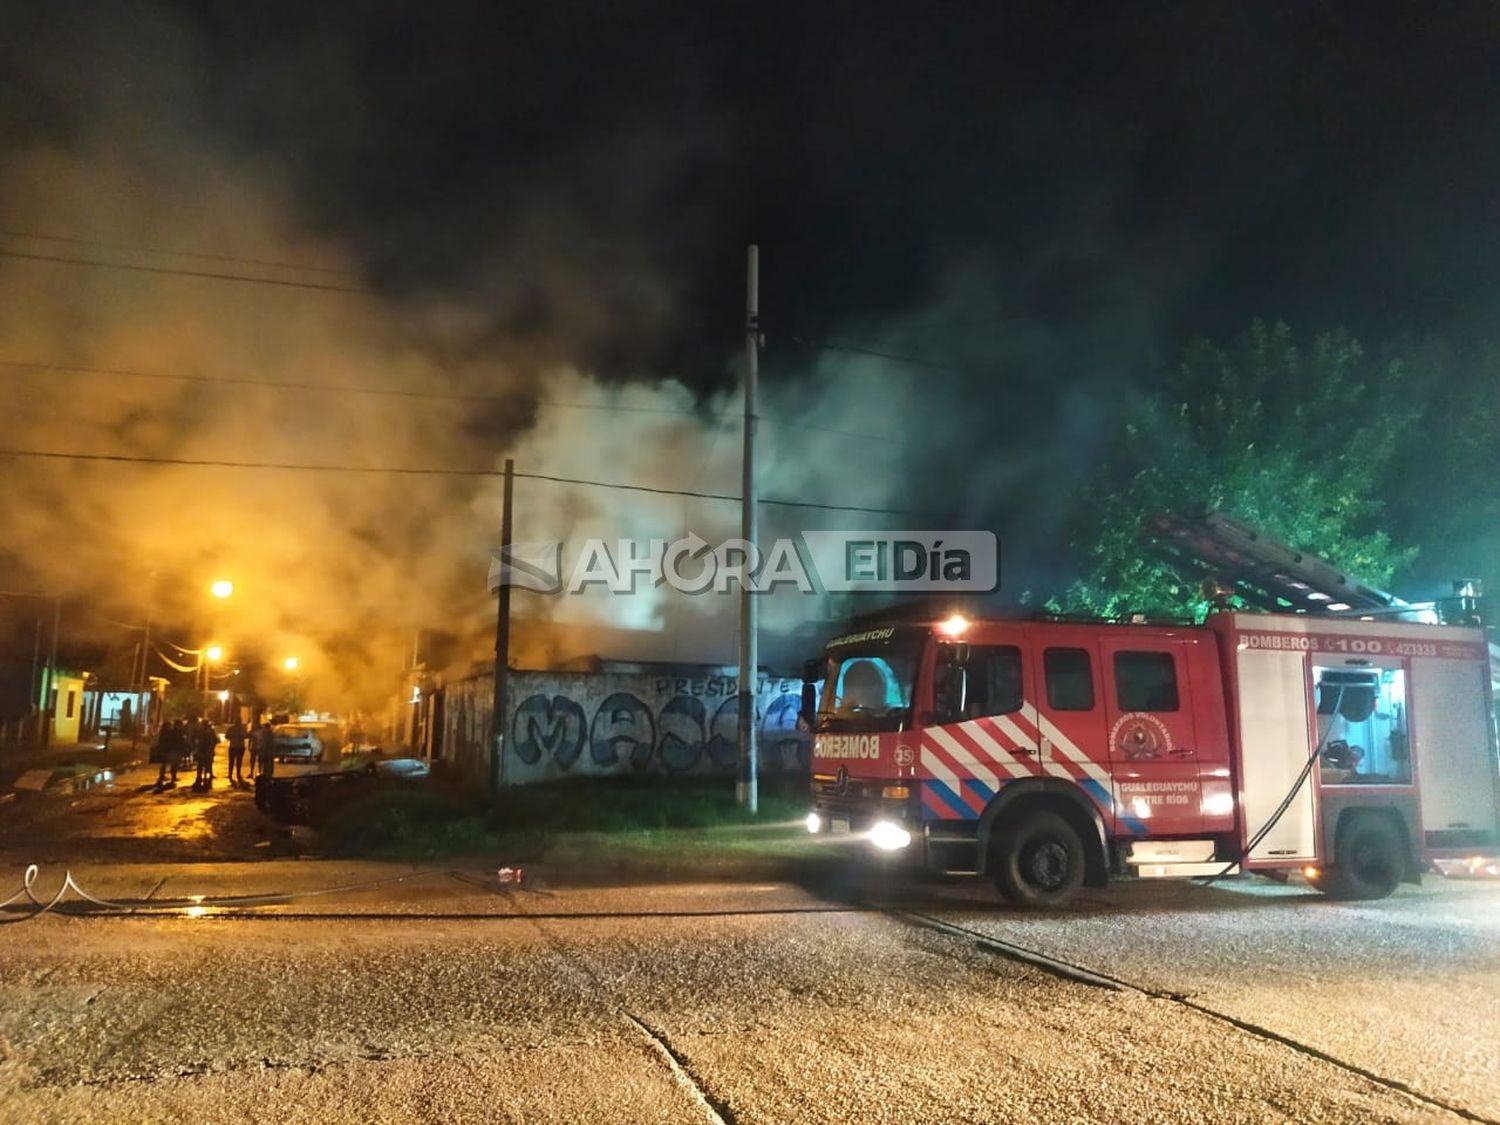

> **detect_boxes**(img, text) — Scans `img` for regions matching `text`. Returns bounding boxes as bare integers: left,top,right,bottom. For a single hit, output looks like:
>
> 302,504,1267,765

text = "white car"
271,724,324,763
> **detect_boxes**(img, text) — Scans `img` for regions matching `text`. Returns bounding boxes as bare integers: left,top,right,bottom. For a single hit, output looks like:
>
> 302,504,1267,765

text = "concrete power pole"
490,457,515,798
40,596,60,748
736,245,760,813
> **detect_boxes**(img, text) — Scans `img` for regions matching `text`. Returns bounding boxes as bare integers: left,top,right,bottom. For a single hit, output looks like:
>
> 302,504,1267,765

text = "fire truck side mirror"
932,651,968,725
800,682,817,725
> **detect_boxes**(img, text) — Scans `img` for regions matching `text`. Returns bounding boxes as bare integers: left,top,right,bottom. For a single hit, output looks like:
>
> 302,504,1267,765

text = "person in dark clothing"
192,718,217,791
251,718,277,810
225,718,249,785
252,719,276,781
153,720,183,789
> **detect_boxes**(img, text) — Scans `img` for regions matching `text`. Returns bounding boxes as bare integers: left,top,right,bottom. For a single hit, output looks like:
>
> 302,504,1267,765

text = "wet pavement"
0,856,1496,1123
0,748,336,865
2,761,1497,1121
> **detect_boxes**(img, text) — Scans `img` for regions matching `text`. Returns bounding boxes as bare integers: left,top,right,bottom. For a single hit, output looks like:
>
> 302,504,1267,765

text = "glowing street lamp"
196,644,225,697
284,656,299,672
210,579,234,599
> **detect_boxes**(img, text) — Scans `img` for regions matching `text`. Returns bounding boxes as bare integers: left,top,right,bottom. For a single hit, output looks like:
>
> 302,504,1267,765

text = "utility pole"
131,614,153,749
490,457,515,798
40,596,60,748
28,613,41,743
736,245,760,813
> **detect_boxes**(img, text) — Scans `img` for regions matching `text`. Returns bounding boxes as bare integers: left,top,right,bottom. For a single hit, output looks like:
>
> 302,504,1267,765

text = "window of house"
1044,647,1094,711
1114,651,1180,712
66,689,77,719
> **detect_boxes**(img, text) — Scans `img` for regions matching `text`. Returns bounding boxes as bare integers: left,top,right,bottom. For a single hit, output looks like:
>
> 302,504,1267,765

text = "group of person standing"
152,715,278,791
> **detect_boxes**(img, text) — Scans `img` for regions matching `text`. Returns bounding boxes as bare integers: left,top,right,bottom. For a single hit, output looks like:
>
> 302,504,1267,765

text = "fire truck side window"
1043,647,1094,711
977,646,1024,717
933,646,1023,723
1113,651,1181,712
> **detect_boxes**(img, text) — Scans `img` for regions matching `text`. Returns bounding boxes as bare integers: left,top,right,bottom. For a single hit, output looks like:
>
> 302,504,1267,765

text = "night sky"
1,2,1497,683
10,3,1500,378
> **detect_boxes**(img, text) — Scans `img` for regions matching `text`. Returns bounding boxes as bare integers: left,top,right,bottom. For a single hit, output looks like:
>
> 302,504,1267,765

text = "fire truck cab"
806,611,1500,907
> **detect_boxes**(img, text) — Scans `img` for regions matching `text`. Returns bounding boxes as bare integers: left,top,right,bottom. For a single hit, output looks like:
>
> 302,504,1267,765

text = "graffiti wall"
440,669,816,784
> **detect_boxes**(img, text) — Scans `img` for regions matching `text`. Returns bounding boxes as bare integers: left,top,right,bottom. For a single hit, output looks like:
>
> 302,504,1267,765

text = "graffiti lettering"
511,694,586,768
706,694,745,769
589,692,656,769
658,695,708,772
443,671,819,782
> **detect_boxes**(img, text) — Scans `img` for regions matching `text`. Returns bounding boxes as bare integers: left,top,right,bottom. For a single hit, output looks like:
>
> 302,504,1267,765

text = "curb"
5,759,149,799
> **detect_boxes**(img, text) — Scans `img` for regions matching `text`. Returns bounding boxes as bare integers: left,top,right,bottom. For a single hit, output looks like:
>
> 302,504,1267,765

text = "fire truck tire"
1322,814,1404,901
991,810,1086,908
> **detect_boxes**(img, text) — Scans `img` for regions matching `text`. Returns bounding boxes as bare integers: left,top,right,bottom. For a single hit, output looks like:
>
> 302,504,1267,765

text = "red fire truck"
806,610,1500,906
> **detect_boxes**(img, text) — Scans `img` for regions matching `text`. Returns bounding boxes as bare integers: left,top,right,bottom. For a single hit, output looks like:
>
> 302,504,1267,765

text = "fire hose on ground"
0,864,475,925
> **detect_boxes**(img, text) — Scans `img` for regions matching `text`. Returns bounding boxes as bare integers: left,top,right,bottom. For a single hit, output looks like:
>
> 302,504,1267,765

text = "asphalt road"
2,763,1497,1121
1,856,1497,1123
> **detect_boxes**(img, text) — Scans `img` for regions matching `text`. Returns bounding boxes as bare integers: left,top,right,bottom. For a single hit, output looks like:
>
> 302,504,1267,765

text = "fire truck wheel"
1322,815,1404,901
991,810,1085,908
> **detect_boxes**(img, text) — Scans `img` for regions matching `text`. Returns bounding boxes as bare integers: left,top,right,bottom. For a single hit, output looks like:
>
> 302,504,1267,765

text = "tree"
1379,338,1500,598
1055,321,1418,619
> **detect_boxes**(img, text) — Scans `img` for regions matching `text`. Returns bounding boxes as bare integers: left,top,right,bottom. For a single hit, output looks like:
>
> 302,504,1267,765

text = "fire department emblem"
1109,713,1173,760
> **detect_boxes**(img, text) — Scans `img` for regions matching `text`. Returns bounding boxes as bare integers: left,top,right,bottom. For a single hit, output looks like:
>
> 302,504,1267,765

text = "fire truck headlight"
805,812,823,834
868,820,912,851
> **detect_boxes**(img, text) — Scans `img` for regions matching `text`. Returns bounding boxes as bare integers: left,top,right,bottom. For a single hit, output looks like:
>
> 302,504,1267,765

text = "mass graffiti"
510,693,587,768
658,694,710,772
762,692,806,769
499,675,815,777
589,691,657,769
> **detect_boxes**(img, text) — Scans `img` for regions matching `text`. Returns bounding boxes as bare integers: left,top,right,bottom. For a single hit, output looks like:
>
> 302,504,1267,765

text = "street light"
197,644,225,703
284,656,299,671
210,579,234,599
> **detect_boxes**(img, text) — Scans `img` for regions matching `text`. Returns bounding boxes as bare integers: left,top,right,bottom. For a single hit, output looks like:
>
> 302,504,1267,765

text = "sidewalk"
0,735,145,791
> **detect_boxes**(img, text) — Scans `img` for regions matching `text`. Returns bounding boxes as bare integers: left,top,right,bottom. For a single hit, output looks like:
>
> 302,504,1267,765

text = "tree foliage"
1379,339,1500,595
1056,321,1418,619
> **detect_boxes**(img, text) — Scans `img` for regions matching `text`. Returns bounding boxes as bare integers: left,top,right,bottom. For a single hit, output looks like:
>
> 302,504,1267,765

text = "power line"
0,447,949,518
0,229,357,278
785,335,968,377
0,248,369,295
0,358,717,418
0,240,968,378
0,357,903,439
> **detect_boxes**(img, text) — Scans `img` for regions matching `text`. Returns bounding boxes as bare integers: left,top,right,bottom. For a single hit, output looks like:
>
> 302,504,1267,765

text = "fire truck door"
1098,636,1203,837
1026,637,1114,828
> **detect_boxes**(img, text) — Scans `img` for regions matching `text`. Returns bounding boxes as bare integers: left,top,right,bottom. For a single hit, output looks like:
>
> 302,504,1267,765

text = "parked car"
271,724,324,763
298,720,347,756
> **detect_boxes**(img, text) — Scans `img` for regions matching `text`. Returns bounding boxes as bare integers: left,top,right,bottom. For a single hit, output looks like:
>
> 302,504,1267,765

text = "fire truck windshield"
817,649,918,731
